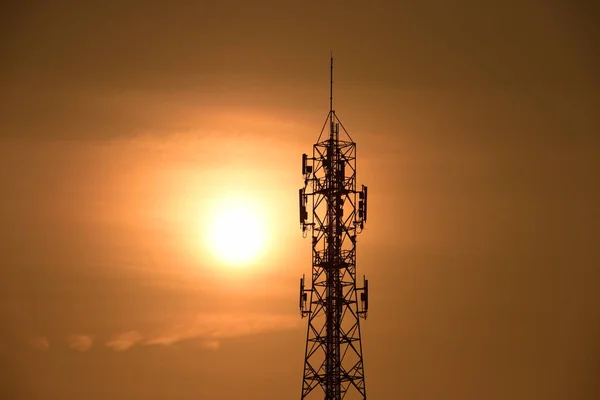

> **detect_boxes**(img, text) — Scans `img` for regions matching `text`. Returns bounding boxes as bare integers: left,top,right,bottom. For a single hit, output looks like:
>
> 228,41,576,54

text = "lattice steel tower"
298,57,370,400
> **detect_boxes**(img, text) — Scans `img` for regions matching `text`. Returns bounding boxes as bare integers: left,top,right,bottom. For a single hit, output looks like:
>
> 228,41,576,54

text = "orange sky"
1,1,599,399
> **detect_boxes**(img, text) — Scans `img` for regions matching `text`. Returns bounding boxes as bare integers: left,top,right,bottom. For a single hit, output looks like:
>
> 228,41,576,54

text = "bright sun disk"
206,197,267,266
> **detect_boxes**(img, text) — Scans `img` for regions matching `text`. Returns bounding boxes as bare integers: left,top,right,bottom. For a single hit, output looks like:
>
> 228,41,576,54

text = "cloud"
201,340,221,351
144,312,298,347
58,313,297,354
30,336,50,351
67,334,93,352
106,330,143,351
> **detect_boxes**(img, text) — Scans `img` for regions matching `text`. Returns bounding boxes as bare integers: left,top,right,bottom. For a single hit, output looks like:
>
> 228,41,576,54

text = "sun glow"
205,196,268,266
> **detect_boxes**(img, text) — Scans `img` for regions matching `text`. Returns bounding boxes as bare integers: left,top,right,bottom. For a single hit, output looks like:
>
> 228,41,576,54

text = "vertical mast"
326,54,339,398
298,58,371,400
330,54,334,121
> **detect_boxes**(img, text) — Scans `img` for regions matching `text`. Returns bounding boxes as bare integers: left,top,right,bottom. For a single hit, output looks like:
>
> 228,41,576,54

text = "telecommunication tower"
298,57,370,400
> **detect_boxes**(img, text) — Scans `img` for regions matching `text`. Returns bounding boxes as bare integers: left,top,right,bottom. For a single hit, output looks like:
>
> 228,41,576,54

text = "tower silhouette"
298,57,370,400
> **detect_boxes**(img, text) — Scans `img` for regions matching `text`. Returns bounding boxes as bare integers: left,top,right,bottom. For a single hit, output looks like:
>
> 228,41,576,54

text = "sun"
205,196,268,266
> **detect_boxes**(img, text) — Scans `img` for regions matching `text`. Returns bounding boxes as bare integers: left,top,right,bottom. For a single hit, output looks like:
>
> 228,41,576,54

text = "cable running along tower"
298,57,370,400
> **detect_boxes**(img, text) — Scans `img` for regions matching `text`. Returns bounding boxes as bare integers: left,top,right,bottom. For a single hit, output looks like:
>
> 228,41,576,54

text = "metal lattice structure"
298,57,370,400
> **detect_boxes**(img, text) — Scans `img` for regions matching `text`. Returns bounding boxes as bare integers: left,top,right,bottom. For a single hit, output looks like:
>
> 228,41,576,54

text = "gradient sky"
1,1,599,399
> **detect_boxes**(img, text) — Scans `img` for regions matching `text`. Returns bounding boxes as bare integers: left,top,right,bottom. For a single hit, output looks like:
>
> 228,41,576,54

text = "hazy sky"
1,1,599,399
